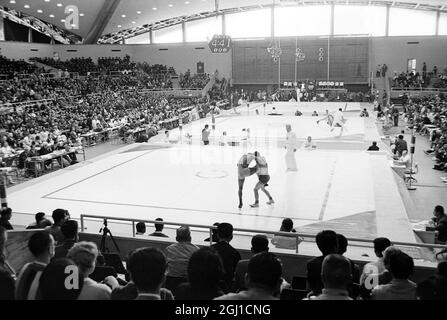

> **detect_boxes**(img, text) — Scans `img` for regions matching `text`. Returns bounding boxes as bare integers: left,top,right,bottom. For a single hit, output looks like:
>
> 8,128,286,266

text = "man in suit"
215,252,282,300
127,247,168,300
15,231,55,300
307,254,353,300
54,220,78,259
306,230,338,295
211,223,241,290
149,218,169,238
432,205,447,243
367,141,380,151
234,234,269,291
394,135,408,157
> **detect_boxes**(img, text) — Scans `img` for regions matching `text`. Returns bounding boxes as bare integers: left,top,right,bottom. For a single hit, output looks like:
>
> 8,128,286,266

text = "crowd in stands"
391,64,447,89
402,95,447,176
179,70,210,89
0,56,42,79
1,206,447,300
0,56,220,182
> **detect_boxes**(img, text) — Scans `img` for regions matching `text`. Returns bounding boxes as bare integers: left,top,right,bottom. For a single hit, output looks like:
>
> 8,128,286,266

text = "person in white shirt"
331,108,347,137
67,242,119,300
219,131,228,146
284,124,298,171
394,150,411,170
302,136,316,150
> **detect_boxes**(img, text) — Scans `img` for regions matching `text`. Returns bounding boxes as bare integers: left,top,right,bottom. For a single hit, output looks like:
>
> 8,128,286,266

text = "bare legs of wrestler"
250,178,274,208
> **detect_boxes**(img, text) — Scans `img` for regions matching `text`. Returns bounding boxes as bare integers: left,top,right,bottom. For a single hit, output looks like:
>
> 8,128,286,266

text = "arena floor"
8,102,417,243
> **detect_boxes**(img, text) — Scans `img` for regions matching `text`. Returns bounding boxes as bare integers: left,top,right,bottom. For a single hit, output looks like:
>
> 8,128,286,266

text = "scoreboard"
208,35,232,53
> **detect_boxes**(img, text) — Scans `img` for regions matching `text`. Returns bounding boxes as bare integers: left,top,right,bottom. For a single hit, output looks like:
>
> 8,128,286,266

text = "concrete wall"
1,35,447,80
370,36,447,75
0,41,53,60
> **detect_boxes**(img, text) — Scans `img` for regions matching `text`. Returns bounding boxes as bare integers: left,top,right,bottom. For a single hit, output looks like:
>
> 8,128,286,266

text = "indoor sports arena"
0,0,447,303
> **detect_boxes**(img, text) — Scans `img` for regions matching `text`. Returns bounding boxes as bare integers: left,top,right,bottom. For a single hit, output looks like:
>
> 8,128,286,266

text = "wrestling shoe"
238,203,243,209
267,199,275,205
250,203,259,208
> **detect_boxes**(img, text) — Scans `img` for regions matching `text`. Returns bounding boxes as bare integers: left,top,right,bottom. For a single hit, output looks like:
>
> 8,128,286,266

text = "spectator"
306,230,338,295
67,242,117,300
271,218,303,250
0,208,13,230
175,247,225,300
431,205,447,243
15,231,55,300
0,225,14,300
215,252,282,300
26,212,52,230
360,108,369,117
211,223,241,290
111,250,173,300
149,218,169,237
307,254,353,300
336,234,360,285
360,237,392,287
135,222,146,236
204,222,220,243
0,266,15,300
127,247,170,300
202,125,210,145
417,275,447,300
46,208,69,244
367,141,380,151
54,220,79,259
39,258,84,300
371,251,416,300
234,235,269,291
165,226,199,295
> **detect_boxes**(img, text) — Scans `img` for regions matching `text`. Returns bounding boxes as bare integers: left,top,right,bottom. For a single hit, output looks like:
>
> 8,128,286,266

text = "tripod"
99,219,120,253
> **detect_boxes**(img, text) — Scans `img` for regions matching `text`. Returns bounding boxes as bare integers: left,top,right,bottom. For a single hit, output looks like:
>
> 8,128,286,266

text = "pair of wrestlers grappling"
237,152,274,209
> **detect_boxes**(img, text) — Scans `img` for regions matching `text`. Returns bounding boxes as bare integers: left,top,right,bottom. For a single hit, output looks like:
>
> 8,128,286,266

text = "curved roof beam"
84,0,121,44
98,0,447,44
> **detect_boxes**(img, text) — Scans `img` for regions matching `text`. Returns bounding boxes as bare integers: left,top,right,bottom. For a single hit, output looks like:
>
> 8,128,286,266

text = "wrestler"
237,153,258,209
250,152,274,208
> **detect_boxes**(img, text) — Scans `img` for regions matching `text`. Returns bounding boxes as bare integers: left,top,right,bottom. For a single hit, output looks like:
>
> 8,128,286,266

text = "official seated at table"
431,205,447,244
302,136,316,150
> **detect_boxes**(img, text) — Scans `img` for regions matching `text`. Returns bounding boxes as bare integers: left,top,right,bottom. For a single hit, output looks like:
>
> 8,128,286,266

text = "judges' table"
26,146,84,177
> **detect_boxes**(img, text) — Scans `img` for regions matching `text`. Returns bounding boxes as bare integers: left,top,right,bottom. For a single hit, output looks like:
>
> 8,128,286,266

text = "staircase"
171,75,181,89
30,60,61,77
201,71,218,99
374,73,391,106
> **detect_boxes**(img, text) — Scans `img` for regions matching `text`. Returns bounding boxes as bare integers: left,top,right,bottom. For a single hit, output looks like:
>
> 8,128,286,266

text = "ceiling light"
9,0,16,4
24,4,30,8
49,14,55,18
185,1,190,4
79,13,84,17
168,4,173,7
68,8,74,12
61,19,65,22
152,7,157,11
44,0,50,2
132,21,136,24
37,9,43,13
57,3,63,7
117,25,122,28
137,11,142,14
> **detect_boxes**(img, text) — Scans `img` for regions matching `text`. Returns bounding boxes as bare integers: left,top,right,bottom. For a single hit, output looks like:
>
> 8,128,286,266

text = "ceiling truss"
98,0,447,44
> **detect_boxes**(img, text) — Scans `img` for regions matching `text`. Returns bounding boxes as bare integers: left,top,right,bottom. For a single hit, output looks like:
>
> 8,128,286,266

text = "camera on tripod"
99,218,120,254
